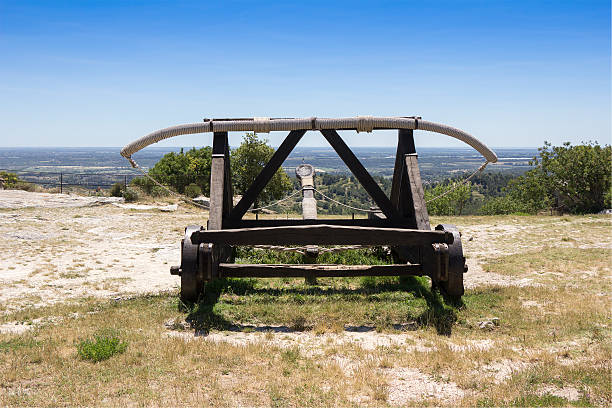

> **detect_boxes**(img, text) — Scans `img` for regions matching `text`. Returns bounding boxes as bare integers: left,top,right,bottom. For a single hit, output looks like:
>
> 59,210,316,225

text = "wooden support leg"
209,131,230,278
222,134,233,220
405,154,430,230
390,130,430,264
390,129,415,214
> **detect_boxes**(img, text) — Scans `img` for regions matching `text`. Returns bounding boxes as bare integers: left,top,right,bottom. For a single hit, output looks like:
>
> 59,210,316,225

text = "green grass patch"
184,275,464,335
234,246,393,265
511,393,590,407
77,329,128,362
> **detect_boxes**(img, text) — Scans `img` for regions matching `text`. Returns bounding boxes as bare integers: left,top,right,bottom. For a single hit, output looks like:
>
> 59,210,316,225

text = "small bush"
129,177,170,197
184,183,202,198
0,171,19,188
479,195,532,215
109,182,123,197
122,187,139,202
77,330,127,362
150,185,170,197
14,181,37,192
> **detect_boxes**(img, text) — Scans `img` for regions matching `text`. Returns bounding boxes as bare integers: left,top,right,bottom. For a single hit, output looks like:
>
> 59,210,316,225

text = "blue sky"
0,0,610,149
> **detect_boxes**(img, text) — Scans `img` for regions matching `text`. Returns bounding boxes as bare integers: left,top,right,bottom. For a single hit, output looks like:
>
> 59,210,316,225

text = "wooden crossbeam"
229,130,307,222
320,129,403,223
218,263,424,278
224,218,411,229
191,224,453,246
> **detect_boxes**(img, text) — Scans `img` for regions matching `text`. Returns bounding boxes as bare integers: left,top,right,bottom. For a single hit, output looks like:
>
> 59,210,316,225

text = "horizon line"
0,145,544,149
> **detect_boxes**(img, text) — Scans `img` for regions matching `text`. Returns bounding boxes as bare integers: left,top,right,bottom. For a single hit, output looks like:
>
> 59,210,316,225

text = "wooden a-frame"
206,129,431,264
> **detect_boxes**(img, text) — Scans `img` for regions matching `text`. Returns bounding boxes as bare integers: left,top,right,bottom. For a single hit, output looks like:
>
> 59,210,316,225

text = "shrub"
77,330,128,362
184,183,202,198
0,171,37,191
129,177,170,197
150,185,170,197
509,141,611,214
129,176,153,193
479,195,532,215
109,182,123,197
14,181,37,192
122,187,139,202
0,171,19,188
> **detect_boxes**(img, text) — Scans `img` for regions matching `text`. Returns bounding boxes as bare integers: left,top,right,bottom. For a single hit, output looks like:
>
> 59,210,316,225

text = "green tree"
425,181,472,216
231,133,292,207
146,147,212,194
507,142,611,214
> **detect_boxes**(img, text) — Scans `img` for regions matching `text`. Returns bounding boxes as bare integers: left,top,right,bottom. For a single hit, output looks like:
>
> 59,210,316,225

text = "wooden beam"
223,218,411,229
218,263,424,278
209,132,230,277
191,224,453,246
223,133,233,217
390,129,416,215
229,130,307,221
405,153,430,230
209,132,227,231
320,129,403,223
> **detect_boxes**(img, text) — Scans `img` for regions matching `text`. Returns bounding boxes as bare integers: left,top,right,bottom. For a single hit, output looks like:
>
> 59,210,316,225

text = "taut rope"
425,161,489,204
127,156,301,212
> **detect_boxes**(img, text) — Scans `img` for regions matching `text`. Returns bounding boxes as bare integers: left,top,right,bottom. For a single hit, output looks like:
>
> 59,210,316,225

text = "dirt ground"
0,190,610,406
1,190,608,311
0,190,192,311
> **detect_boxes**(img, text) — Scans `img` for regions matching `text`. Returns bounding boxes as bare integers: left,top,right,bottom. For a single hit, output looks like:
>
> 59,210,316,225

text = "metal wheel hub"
170,225,207,303
435,224,466,296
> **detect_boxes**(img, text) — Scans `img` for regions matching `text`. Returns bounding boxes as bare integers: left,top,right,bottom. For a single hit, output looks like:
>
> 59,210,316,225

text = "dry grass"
0,205,610,406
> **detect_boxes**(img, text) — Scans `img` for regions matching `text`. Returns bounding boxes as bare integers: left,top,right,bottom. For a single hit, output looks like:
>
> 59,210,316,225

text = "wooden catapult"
121,116,497,302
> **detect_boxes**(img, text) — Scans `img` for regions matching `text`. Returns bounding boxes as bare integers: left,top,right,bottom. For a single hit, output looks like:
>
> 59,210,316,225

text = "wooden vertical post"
209,132,227,231
390,129,430,264
390,129,415,214
209,132,231,277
